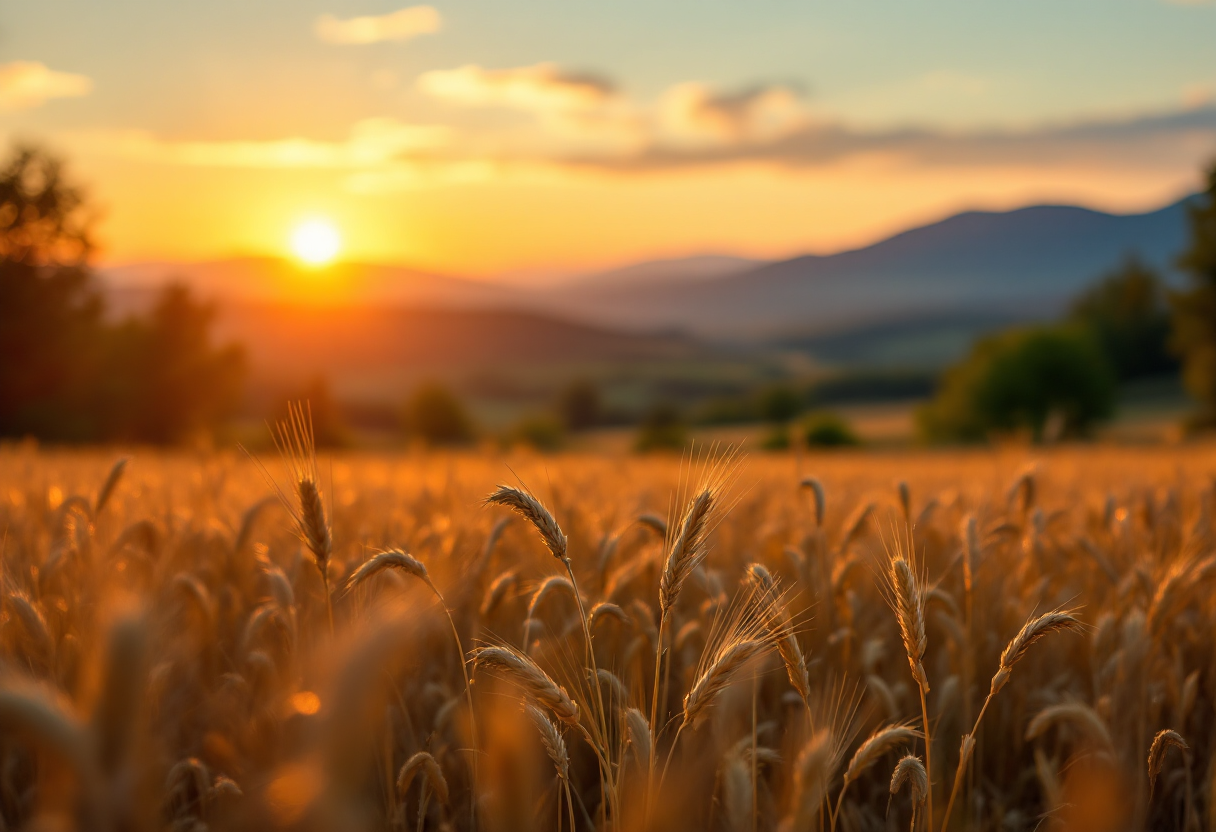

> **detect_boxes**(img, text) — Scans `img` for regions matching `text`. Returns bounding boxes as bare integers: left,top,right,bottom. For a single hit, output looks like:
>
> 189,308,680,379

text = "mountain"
566,254,765,288
529,198,1194,340
101,195,1197,367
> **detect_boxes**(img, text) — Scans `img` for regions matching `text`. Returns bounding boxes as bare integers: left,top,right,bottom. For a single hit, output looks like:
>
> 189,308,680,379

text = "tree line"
0,146,245,444
919,165,1216,442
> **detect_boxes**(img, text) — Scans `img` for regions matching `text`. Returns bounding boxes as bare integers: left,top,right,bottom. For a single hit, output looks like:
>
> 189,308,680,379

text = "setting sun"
290,219,341,267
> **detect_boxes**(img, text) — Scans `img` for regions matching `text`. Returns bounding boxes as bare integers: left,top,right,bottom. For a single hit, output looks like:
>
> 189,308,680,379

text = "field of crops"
2,427,1214,832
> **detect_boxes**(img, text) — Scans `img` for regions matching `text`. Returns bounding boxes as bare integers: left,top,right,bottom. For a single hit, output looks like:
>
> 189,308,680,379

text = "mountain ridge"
100,194,1198,344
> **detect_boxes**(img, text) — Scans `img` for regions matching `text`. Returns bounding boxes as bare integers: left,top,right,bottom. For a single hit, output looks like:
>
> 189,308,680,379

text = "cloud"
89,118,449,169
656,83,809,147
570,104,1216,175
315,6,441,45
0,61,92,111
418,63,617,113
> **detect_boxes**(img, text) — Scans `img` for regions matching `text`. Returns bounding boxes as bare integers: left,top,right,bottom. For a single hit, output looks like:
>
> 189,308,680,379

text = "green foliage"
0,146,246,443
1172,165,1216,425
758,384,803,424
761,425,791,450
1069,256,1175,380
557,378,601,431
634,402,688,451
918,325,1117,443
807,369,935,406
511,412,565,451
803,412,861,447
402,382,475,446
695,395,758,426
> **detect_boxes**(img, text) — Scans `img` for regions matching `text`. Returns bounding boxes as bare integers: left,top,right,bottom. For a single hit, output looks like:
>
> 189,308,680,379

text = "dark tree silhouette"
1069,256,1175,381
402,382,475,445
557,378,601,431
0,146,105,440
0,145,247,443
101,284,247,444
1172,164,1216,425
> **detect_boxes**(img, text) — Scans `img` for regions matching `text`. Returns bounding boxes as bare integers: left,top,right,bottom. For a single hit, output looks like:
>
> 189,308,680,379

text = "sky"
3,0,1216,280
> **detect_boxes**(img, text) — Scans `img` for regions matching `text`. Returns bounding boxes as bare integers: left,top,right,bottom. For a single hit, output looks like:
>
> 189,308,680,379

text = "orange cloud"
315,6,441,45
0,61,92,111
418,63,617,114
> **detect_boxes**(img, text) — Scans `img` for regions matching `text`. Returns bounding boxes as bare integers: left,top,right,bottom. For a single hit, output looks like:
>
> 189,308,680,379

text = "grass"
0,437,1213,831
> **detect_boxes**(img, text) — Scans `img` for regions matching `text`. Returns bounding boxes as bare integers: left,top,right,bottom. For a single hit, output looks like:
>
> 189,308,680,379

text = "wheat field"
1,429,1214,832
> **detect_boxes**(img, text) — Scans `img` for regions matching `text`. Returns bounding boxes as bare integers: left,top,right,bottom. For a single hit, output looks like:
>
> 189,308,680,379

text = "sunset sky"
4,0,1216,279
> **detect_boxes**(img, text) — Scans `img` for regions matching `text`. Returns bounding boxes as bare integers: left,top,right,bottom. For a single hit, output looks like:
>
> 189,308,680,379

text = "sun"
290,219,341,267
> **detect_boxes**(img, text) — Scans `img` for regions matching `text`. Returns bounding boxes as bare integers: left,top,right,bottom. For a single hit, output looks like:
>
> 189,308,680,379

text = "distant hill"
531,198,1193,340
100,256,520,315
566,254,764,288
204,301,699,398
101,195,1197,369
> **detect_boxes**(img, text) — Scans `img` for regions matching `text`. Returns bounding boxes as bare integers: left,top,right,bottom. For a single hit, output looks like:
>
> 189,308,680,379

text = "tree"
634,402,687,451
0,144,248,443
403,382,474,445
1069,256,1175,381
557,378,601,431
804,412,860,447
918,325,1116,443
1172,164,1216,425
99,284,247,444
0,145,105,440
758,385,803,424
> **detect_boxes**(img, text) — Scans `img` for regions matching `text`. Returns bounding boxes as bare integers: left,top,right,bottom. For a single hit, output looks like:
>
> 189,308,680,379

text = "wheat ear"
1148,729,1188,801
346,548,478,826
832,724,920,831
94,456,129,515
941,609,1079,831
471,645,579,725
890,755,928,831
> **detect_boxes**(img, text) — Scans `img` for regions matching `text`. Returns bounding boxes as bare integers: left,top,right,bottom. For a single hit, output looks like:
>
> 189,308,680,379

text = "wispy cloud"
586,104,1216,173
655,82,809,147
417,64,811,152
315,6,441,45
0,61,92,111
418,63,617,113
86,118,449,168
67,63,1216,199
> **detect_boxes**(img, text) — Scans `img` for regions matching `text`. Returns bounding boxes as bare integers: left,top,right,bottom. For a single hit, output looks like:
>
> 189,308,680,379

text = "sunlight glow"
290,219,341,266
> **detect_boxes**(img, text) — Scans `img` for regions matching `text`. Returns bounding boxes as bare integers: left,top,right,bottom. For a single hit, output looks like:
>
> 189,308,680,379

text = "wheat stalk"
941,609,1080,831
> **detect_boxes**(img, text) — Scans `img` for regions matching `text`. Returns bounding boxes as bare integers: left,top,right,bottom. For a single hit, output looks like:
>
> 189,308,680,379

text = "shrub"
634,402,688,451
918,325,1116,443
761,425,791,450
758,384,804,424
511,413,565,451
803,412,860,447
557,379,601,431
402,382,474,446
